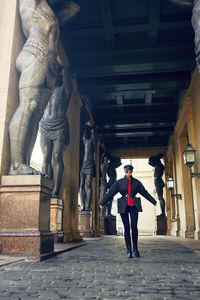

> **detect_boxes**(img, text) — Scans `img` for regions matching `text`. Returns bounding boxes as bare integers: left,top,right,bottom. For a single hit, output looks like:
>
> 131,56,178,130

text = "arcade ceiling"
61,0,195,150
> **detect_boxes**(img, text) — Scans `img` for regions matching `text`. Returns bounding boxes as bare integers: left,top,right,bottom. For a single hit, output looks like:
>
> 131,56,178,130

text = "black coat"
100,176,157,214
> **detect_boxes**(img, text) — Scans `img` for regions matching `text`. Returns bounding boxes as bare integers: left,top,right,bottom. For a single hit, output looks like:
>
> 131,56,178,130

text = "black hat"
124,165,134,172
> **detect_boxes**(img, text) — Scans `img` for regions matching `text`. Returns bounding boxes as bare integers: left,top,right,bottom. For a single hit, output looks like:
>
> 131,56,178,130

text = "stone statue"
148,153,166,219
79,101,91,180
191,0,200,71
169,1,200,71
99,150,109,216
80,125,98,211
104,155,122,216
9,0,80,175
39,68,72,198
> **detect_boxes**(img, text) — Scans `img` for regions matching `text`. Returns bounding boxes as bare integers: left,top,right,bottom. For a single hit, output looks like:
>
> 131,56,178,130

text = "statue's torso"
42,86,67,121
83,137,95,163
19,0,59,52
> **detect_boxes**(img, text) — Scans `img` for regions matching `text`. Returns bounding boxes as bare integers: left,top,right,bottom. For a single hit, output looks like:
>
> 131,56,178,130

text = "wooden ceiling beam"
99,122,175,130
101,130,173,137
99,0,115,48
73,59,193,78
94,102,176,109
67,20,191,37
69,44,194,60
148,0,161,42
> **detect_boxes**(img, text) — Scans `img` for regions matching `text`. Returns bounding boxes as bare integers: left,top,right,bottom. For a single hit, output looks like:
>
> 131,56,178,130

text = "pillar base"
51,230,64,243
80,211,93,237
170,220,179,236
99,216,105,235
105,215,117,235
156,216,167,235
50,198,64,243
63,230,82,242
194,230,200,240
0,175,54,259
0,232,54,260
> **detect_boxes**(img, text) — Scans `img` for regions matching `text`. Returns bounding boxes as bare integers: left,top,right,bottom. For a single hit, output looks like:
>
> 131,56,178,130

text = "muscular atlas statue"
80,125,98,211
9,0,80,175
169,0,200,71
102,155,122,217
39,68,72,198
148,153,166,219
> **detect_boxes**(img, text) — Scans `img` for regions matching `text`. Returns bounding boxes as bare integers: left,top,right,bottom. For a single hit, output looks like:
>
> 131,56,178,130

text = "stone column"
0,0,25,177
99,216,105,235
187,114,200,239
57,43,82,243
91,141,100,237
60,83,82,242
177,137,195,238
164,157,172,235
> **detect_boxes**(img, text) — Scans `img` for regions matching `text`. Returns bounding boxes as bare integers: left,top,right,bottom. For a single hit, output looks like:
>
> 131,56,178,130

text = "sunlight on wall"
30,133,43,170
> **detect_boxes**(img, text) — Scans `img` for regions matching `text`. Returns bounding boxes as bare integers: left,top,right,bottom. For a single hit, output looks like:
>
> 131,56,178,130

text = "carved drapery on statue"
39,68,73,198
79,125,98,211
148,153,166,219
8,0,80,175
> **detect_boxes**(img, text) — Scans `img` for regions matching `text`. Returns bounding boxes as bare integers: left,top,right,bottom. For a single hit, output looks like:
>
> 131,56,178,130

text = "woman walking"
100,165,157,258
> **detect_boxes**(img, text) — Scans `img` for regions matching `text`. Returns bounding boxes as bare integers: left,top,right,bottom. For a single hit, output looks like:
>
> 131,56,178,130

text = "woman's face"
125,170,133,178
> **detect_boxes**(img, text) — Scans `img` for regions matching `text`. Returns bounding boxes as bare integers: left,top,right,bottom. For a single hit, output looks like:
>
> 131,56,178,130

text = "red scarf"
127,177,134,206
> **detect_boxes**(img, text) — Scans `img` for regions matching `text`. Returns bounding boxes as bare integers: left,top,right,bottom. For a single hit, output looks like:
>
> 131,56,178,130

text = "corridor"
0,236,200,299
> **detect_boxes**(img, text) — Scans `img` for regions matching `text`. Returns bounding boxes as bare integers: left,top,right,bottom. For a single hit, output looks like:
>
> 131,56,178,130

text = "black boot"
132,231,140,257
124,233,132,258
127,251,132,258
133,246,140,258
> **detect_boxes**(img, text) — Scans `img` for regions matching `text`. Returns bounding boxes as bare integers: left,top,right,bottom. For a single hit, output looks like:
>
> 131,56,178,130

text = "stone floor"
0,235,200,299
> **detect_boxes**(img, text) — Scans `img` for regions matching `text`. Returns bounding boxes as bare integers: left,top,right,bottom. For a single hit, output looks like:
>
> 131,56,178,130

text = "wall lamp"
183,143,200,179
167,176,182,199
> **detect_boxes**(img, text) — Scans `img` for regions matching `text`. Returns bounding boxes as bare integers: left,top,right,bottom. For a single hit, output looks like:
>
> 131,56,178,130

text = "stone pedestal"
105,215,117,235
79,211,93,237
50,198,64,243
0,175,54,260
156,216,167,235
99,216,105,235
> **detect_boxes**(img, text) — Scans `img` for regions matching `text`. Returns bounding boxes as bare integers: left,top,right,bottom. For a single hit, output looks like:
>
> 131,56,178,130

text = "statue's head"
148,153,163,167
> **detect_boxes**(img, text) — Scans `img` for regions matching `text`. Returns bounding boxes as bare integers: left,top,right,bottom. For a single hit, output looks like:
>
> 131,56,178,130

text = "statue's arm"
53,0,81,26
91,128,98,148
63,68,73,100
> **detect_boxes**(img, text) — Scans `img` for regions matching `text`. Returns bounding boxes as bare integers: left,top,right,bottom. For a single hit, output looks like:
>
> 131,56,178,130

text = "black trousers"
120,205,138,252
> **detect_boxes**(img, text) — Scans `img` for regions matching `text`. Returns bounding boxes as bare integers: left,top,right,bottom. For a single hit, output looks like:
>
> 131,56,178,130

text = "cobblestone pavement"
0,236,200,300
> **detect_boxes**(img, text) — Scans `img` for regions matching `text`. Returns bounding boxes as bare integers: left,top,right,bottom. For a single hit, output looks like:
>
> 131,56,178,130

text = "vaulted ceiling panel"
61,0,195,151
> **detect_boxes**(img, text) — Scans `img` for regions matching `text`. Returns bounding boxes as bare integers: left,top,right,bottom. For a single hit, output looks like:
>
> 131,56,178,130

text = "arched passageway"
0,0,200,261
